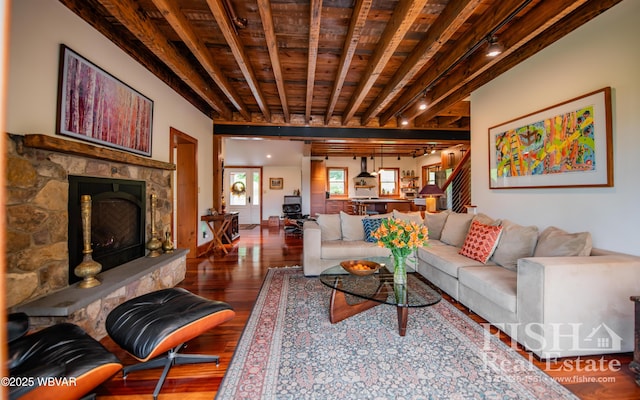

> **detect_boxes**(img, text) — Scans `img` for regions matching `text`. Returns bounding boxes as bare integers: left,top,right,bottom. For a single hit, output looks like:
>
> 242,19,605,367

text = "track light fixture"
417,92,428,111
486,36,503,57
325,154,328,160
397,154,401,161
353,155,356,160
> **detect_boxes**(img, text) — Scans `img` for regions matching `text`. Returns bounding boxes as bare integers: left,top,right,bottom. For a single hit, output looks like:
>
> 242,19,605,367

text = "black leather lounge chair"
7,313,122,400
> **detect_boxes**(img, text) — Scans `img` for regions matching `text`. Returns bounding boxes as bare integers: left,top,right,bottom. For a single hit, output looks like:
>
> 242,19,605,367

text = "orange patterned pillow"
459,220,503,263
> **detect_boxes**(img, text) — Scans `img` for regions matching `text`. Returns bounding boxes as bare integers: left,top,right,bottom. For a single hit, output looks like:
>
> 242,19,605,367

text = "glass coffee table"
319,257,442,336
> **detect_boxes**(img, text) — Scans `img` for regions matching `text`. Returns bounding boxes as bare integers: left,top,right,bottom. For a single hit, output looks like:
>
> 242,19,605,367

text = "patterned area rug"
239,224,259,230
216,268,578,399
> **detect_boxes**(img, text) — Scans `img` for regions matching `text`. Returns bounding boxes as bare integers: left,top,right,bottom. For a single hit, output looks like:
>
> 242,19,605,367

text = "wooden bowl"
340,260,381,276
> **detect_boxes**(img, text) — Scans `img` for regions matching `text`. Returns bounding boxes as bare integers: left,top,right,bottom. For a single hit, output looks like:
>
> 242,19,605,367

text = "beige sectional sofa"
303,209,640,359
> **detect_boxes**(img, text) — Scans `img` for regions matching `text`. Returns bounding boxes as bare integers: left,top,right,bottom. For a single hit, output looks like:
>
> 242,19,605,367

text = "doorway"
225,167,261,225
170,128,198,258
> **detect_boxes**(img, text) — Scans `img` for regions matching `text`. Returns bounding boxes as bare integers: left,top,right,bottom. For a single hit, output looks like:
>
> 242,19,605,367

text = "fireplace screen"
68,176,146,284
92,198,139,254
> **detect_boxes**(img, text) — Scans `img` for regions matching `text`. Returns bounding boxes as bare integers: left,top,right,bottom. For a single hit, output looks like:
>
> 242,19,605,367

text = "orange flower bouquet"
371,218,429,285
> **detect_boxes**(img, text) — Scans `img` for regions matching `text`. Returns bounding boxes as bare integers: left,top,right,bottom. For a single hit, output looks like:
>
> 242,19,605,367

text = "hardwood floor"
96,226,640,399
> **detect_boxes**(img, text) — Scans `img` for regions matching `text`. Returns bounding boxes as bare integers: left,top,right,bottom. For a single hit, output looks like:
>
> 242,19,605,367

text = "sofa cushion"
473,213,501,226
459,220,503,263
362,217,386,243
490,220,539,271
321,240,391,259
392,209,423,224
418,244,489,278
534,226,593,257
424,210,450,240
440,212,474,247
340,211,366,241
458,266,517,313
316,213,342,241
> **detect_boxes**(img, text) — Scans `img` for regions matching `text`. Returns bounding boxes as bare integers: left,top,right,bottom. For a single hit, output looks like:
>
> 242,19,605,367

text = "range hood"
355,157,375,178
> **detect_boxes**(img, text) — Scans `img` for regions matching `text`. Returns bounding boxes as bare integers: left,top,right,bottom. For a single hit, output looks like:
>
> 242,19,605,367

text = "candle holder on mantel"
146,193,163,257
74,195,102,288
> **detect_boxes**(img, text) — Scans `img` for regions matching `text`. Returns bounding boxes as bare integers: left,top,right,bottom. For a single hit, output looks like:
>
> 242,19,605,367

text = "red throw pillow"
459,220,503,263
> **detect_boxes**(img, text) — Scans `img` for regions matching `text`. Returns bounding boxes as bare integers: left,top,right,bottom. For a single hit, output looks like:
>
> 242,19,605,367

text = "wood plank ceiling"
59,0,621,157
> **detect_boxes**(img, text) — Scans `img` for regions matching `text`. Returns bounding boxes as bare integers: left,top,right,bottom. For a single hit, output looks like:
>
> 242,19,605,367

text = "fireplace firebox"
68,176,146,284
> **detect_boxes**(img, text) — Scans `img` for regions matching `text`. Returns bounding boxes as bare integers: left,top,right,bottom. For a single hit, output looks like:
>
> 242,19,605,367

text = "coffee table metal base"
328,281,409,336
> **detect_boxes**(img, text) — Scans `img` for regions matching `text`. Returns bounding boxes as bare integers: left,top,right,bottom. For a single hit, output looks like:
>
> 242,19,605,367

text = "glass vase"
392,251,408,286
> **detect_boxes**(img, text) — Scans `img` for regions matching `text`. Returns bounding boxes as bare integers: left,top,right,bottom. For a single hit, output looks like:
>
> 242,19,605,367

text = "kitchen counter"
349,198,413,214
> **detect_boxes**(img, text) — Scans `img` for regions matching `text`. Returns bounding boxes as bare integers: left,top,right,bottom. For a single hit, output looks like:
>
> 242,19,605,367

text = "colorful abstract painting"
489,88,612,189
494,105,595,178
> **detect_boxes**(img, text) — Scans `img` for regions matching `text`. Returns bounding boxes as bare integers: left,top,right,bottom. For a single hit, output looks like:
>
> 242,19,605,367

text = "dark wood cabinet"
325,200,348,214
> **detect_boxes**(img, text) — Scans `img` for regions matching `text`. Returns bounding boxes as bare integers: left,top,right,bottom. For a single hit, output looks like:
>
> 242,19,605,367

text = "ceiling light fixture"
486,36,503,57
353,155,356,160
417,92,428,110
398,115,409,126
325,154,328,160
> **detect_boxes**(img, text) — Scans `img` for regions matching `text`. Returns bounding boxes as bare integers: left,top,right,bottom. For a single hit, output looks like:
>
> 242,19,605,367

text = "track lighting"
486,36,503,57
417,94,428,111
325,154,328,160
353,155,356,160
399,115,409,126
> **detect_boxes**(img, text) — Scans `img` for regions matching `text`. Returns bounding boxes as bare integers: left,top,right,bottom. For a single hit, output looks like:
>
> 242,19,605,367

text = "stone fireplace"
6,133,185,337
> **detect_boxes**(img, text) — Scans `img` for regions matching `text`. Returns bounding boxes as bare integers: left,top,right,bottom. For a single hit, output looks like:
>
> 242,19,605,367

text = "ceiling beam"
257,0,290,122
411,0,589,123
206,0,272,121
416,0,623,125
94,0,233,119
380,0,530,125
305,0,323,123
150,0,250,120
324,0,372,124
341,0,430,124
213,124,469,142
361,0,481,125
58,0,214,117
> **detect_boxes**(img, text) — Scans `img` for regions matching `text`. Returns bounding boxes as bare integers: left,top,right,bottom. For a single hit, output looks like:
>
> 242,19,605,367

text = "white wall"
262,166,302,219
471,0,640,255
6,0,214,246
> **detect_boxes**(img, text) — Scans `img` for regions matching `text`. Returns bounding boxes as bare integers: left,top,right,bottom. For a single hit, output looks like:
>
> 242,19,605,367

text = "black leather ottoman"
106,287,235,399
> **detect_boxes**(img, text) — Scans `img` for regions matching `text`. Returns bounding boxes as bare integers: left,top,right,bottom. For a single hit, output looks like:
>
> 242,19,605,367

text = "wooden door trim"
170,127,198,257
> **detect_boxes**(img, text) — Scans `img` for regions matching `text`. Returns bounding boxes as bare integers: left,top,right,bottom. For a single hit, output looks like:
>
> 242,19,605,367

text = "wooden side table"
630,296,640,386
201,212,238,255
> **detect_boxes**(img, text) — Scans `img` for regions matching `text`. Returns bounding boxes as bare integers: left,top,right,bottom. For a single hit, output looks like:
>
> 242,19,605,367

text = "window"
229,172,247,206
327,167,348,197
379,168,398,196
